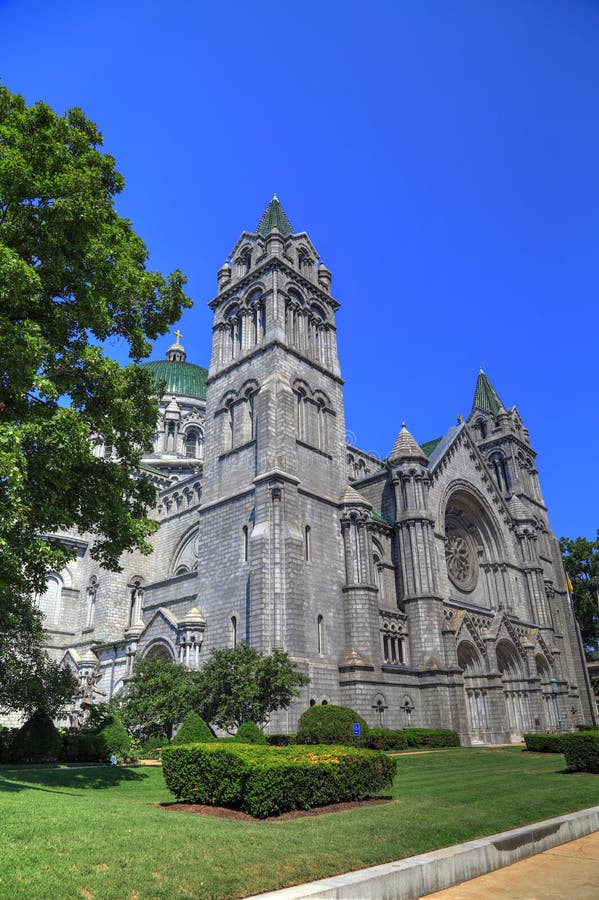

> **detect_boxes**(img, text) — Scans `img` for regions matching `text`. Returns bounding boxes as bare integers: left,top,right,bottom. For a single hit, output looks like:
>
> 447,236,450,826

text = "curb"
247,805,599,899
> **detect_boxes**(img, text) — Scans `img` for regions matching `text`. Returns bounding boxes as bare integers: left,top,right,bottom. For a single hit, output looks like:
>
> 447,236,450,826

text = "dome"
140,359,208,400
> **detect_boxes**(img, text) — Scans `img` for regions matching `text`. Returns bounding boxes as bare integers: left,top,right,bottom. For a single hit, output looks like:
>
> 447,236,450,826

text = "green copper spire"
256,195,294,237
471,369,504,416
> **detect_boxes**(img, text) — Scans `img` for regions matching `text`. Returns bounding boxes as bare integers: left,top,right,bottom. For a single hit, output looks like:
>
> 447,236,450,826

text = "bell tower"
197,198,349,708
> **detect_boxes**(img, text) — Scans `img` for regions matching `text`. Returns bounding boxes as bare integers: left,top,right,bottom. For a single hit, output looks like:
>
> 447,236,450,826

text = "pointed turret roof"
389,423,429,463
471,369,504,416
256,194,294,237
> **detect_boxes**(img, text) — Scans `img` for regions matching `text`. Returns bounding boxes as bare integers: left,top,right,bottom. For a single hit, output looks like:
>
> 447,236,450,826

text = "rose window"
445,534,477,591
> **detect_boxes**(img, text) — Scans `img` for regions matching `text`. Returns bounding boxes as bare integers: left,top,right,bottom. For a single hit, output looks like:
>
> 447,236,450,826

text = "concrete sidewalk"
249,807,599,899
422,829,599,899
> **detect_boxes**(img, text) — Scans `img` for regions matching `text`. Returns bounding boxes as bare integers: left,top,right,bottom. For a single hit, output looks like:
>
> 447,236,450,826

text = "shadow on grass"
0,764,149,793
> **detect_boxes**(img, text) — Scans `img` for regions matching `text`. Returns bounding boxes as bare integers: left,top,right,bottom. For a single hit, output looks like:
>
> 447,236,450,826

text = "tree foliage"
198,644,309,731
560,531,599,655
0,84,191,711
117,658,201,740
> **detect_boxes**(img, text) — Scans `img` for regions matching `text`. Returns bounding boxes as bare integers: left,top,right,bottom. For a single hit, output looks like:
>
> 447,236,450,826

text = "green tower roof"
139,359,208,400
471,369,504,416
256,194,294,237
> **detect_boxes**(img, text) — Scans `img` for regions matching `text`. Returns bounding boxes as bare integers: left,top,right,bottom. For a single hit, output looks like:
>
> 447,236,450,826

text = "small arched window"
231,615,237,649
476,418,487,440
185,427,202,459
242,525,249,562
317,614,324,654
305,525,311,562
128,578,143,626
489,452,510,492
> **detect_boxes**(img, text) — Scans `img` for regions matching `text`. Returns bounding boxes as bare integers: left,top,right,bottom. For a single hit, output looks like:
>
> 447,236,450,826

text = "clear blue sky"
2,0,597,540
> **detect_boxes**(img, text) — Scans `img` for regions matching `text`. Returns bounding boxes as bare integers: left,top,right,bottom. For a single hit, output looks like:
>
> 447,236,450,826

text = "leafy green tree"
560,531,599,656
197,644,309,731
117,658,201,740
0,83,191,711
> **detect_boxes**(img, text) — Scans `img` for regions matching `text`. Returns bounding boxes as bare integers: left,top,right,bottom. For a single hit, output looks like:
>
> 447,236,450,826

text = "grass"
1,747,598,899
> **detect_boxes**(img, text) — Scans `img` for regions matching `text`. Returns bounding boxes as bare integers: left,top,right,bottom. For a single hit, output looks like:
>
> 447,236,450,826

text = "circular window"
445,532,477,592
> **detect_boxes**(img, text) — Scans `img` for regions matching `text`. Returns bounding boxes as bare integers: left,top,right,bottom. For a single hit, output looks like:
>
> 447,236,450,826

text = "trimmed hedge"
173,712,215,745
162,742,396,818
12,711,61,763
296,705,369,746
402,728,460,748
0,726,17,763
523,733,564,753
365,729,409,751
234,722,267,744
266,733,296,746
140,733,169,758
561,731,599,773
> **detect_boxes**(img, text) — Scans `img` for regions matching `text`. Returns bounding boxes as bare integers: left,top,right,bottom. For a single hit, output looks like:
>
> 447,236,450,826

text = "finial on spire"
273,192,278,200
174,329,183,345
479,366,484,374
401,421,406,429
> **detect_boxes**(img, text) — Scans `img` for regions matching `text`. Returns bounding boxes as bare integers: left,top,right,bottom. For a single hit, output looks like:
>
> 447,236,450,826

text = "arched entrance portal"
536,653,558,732
497,639,531,739
457,641,489,743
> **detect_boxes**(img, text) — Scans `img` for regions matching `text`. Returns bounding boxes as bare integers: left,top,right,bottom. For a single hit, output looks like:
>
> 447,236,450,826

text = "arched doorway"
457,640,489,743
536,653,558,732
497,639,530,739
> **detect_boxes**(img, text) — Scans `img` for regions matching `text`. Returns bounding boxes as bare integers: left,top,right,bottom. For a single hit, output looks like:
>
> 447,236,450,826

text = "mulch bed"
161,797,390,821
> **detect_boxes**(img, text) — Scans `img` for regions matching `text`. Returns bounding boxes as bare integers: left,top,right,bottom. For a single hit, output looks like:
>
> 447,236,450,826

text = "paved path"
422,830,599,899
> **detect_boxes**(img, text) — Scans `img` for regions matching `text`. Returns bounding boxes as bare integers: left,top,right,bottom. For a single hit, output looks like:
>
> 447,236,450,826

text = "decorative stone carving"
446,533,477,591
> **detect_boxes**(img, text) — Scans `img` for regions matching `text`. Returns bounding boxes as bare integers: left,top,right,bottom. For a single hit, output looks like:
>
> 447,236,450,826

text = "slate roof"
389,423,428,462
420,437,442,458
256,195,294,237
471,369,504,416
140,360,208,400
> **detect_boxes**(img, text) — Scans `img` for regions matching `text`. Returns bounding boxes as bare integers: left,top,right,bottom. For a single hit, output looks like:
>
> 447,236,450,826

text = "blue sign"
353,722,361,736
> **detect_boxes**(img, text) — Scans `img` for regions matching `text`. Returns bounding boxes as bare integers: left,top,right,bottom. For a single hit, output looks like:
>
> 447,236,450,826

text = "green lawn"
1,748,598,899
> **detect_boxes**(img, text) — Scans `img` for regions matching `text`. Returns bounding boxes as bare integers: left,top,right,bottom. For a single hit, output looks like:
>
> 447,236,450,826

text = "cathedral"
33,197,595,743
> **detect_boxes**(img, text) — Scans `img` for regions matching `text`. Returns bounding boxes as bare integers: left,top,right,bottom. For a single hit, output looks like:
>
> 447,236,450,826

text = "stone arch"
441,483,508,607
536,652,558,731
457,640,489,740
170,526,199,576
497,638,530,738
143,640,175,662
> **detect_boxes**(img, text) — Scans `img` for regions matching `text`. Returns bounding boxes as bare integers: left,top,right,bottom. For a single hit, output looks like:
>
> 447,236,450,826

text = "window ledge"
219,440,256,460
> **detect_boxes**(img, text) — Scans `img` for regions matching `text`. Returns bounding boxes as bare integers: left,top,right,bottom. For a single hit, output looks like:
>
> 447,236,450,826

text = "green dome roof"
140,359,208,400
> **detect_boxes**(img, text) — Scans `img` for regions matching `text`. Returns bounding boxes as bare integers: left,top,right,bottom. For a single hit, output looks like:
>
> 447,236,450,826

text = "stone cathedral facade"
31,198,595,743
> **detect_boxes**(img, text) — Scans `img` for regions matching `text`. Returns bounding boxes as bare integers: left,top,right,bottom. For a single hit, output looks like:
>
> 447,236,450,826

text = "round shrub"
12,711,61,763
234,721,267,744
296,705,369,746
173,711,215,745
95,713,131,761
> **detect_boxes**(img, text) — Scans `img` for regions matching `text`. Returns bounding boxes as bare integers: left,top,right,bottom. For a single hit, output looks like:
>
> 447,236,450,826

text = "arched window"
489,452,510,492
317,614,324,654
38,574,63,625
87,576,98,628
305,525,311,562
296,389,307,442
242,525,249,562
373,552,385,600
476,418,487,440
185,427,202,459
128,578,143,626
231,615,237,649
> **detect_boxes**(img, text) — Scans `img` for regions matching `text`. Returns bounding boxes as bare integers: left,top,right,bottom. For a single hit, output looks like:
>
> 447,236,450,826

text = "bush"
162,742,396,817
12,711,61,763
0,726,17,763
140,733,169,758
172,711,215,745
365,728,409,751
296,705,369,746
234,722,267,744
95,714,131,761
266,733,296,746
577,724,599,731
561,731,599,773
402,728,460,748
523,733,564,753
